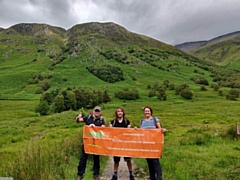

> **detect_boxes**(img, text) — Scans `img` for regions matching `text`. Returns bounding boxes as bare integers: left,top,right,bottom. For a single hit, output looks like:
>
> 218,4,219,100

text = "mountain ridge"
175,31,240,52
0,21,210,99
1,21,239,101
175,31,240,66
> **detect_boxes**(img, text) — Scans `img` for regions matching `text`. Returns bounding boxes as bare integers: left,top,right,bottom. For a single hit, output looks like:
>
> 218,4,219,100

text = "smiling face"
116,108,124,118
144,107,152,118
93,109,101,117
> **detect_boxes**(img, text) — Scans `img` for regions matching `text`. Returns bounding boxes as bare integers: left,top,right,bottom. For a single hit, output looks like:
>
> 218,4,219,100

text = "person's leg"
124,157,135,180
111,156,120,179
152,158,162,180
146,158,156,180
77,145,88,176
93,155,100,176
125,157,132,171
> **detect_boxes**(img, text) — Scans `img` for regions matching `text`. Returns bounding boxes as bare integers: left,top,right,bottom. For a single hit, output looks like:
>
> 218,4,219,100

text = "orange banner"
83,126,164,158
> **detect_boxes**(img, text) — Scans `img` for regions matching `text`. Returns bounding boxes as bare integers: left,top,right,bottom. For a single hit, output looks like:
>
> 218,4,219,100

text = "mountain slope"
175,31,240,66
0,22,218,100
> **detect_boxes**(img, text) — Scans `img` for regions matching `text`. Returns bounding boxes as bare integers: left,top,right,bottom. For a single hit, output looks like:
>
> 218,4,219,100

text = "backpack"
112,118,128,127
140,116,159,128
86,114,104,125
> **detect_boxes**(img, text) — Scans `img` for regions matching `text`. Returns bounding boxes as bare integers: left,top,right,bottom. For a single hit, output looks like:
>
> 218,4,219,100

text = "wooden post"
237,125,240,135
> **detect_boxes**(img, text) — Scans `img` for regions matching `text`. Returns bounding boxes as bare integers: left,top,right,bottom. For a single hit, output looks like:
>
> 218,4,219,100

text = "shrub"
226,89,239,100
211,84,219,91
200,85,207,91
87,65,124,83
180,88,193,99
191,76,209,85
148,89,155,98
157,88,167,100
103,89,111,103
168,83,175,90
35,87,44,94
41,92,53,104
115,88,139,100
35,100,49,115
218,89,223,96
163,79,169,88
175,84,189,95
53,95,65,113
39,79,51,91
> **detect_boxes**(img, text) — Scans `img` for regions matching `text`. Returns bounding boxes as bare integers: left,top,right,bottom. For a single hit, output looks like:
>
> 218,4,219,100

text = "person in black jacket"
75,106,105,180
109,107,135,180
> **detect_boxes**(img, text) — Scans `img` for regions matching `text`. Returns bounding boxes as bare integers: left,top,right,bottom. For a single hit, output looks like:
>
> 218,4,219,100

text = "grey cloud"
0,0,240,45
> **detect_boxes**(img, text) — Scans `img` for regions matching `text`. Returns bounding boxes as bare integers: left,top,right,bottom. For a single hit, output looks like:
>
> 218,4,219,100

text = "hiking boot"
130,175,135,180
76,175,83,180
94,175,100,180
111,175,118,180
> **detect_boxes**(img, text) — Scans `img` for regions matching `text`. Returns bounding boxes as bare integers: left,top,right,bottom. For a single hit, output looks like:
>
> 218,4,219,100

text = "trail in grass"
100,156,146,180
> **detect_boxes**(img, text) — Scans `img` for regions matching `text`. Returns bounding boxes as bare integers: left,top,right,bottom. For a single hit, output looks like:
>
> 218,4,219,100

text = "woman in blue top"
140,106,167,180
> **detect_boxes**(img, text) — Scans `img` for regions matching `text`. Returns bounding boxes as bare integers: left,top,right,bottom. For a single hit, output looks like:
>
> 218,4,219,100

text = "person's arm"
109,122,113,127
155,119,167,133
76,112,84,123
101,118,106,127
127,119,131,128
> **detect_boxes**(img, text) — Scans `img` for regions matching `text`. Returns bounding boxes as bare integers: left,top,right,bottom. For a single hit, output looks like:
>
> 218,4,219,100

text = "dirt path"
100,157,146,180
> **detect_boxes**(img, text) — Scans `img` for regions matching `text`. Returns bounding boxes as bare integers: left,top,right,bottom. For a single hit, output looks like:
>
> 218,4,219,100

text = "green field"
0,22,240,180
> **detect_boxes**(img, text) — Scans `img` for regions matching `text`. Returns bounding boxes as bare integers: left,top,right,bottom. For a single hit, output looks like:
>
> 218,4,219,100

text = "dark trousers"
77,145,100,176
146,158,162,180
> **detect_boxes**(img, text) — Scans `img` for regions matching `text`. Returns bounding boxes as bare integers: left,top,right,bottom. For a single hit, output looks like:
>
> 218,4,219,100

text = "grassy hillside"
191,36,240,66
177,31,240,67
0,22,212,100
0,22,240,179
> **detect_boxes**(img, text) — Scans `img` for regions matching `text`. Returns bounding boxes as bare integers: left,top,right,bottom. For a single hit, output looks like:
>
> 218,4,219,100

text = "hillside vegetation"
175,31,240,67
0,22,240,180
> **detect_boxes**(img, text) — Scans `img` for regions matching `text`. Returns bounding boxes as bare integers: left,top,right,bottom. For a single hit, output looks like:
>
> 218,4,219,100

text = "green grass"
1,22,240,179
1,95,240,179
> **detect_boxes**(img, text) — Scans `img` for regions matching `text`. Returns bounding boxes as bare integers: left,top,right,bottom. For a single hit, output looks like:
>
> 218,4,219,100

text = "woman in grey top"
140,106,167,180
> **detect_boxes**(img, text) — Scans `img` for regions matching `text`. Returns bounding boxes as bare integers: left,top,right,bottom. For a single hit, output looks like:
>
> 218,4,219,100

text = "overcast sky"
0,0,240,45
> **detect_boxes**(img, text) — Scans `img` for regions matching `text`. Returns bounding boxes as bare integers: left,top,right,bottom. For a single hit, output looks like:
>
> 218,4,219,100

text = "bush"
35,87,44,94
157,88,167,100
36,87,110,114
39,79,51,91
115,88,139,100
168,83,175,90
211,84,219,91
191,76,209,85
87,65,124,83
180,88,193,99
226,89,239,100
175,84,189,95
200,85,207,91
53,95,65,113
148,89,155,98
35,100,49,115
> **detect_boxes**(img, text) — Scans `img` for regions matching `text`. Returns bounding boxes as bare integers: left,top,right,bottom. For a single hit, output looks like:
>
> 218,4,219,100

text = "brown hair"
115,107,125,119
143,106,153,115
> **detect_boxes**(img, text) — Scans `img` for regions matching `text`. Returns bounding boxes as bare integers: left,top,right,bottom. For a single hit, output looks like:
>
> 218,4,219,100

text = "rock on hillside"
9,23,66,37
66,22,174,48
